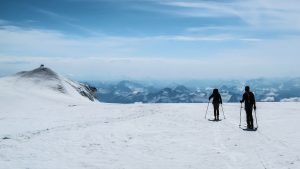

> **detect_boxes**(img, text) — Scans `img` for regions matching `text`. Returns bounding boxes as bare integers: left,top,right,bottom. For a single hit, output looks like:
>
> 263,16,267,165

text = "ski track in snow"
0,101,300,169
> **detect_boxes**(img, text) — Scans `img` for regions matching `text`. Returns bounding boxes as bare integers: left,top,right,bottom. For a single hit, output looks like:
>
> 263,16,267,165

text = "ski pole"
221,104,226,119
205,101,210,119
239,103,242,127
254,109,258,129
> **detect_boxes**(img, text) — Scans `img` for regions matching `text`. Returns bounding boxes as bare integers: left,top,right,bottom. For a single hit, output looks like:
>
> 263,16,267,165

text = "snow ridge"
1,66,96,102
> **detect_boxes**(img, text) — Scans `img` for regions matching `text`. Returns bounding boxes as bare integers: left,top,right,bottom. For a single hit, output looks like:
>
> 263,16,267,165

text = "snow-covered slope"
0,72,300,169
0,66,96,103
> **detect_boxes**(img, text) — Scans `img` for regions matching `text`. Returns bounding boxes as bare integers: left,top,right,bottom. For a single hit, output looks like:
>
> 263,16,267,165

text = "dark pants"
213,103,220,120
245,107,254,128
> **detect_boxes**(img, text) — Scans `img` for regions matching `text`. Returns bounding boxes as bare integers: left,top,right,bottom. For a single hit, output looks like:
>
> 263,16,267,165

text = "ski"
208,119,222,122
240,127,258,131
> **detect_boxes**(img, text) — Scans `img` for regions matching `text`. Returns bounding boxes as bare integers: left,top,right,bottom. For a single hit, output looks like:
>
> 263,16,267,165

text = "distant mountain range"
84,78,300,103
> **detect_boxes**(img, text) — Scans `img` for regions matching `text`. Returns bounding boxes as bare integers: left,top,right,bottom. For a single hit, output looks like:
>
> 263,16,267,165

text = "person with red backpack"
240,86,256,129
209,89,222,121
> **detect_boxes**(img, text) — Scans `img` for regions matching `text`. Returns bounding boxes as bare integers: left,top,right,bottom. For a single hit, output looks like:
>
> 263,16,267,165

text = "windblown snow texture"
11,66,96,101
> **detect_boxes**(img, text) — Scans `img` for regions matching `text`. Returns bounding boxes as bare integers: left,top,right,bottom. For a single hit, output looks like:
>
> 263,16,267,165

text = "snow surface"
1,74,300,169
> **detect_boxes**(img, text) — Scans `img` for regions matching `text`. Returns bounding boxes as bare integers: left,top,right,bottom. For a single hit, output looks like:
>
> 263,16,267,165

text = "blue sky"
0,0,300,80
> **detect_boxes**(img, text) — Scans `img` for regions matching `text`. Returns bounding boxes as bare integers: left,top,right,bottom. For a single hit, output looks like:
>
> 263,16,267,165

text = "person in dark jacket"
240,86,256,129
209,89,222,121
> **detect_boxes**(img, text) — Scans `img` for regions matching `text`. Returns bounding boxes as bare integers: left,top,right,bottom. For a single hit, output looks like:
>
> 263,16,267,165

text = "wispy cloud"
0,19,11,25
152,34,262,42
36,8,76,22
35,8,102,36
160,0,300,30
0,25,137,58
0,24,262,59
1,42,300,80
160,1,239,17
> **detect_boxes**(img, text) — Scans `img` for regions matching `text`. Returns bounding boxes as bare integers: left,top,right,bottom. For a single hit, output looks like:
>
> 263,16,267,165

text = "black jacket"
209,93,222,104
241,92,256,109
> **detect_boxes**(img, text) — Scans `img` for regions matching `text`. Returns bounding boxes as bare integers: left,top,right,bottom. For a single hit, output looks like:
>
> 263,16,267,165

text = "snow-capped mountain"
0,66,97,102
